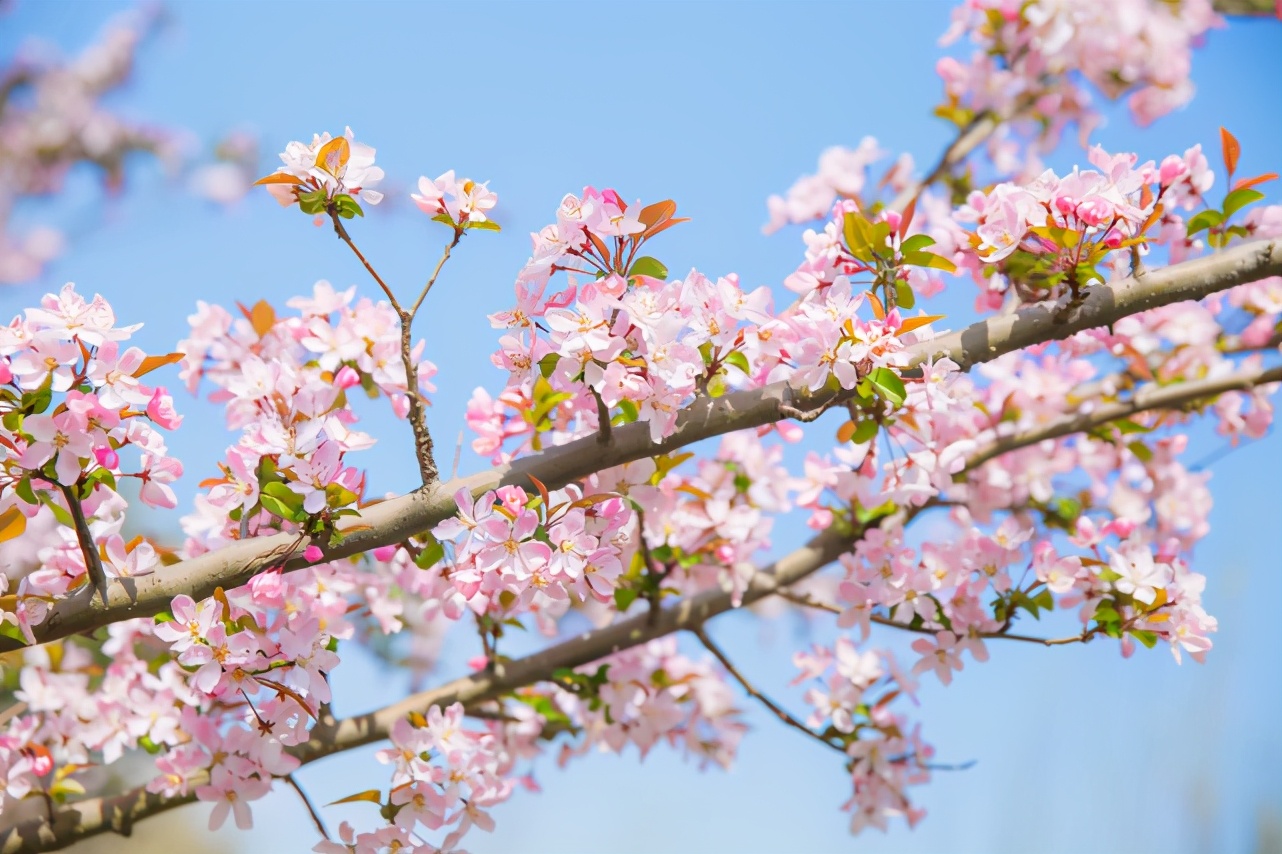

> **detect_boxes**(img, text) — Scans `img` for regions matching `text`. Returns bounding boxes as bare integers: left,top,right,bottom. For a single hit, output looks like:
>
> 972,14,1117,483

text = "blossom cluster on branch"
0,1,1280,852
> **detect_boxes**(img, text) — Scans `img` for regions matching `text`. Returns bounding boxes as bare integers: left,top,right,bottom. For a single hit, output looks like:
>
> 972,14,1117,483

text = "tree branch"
694,627,845,755
0,527,854,852
963,363,1282,472
6,238,1279,652
889,110,1002,214
56,484,109,607
329,212,401,312
285,774,330,844
10,343,1280,849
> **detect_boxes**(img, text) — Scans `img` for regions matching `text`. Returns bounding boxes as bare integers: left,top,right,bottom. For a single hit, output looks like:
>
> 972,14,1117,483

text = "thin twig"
329,211,401,312
58,483,108,606
591,388,612,445
285,774,331,843
398,308,440,485
771,588,1094,647
888,109,1001,214
693,627,845,755
409,229,463,319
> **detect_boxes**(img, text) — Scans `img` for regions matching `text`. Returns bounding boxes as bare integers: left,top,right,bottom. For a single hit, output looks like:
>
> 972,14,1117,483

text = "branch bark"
0,528,851,853
8,238,1279,653
8,353,1281,850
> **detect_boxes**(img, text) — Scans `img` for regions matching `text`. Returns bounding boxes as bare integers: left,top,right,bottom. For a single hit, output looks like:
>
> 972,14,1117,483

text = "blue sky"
3,3,1281,853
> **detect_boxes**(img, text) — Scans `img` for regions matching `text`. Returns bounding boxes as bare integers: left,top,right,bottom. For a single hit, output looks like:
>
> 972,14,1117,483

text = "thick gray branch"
9,238,1278,653
9,354,1281,851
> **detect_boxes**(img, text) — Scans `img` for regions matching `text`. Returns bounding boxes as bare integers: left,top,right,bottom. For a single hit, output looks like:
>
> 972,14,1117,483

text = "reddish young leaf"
252,172,305,186
326,790,384,807
248,300,276,338
1233,172,1279,192
640,217,690,240
0,506,26,545
866,290,886,320
638,200,677,230
527,474,551,513
132,352,185,378
896,314,946,336
1219,127,1240,178
314,136,351,177
586,231,612,267
898,195,917,240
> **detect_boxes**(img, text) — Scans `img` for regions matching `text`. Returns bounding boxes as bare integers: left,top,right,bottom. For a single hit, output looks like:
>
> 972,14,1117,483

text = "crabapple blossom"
2,3,1280,850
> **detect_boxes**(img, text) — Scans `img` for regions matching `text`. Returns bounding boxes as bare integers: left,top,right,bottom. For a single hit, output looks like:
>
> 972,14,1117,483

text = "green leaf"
334,194,364,219
723,350,751,375
843,212,875,261
15,476,37,506
1127,440,1153,463
325,483,359,509
1033,588,1054,614
900,234,936,254
83,467,116,495
1222,187,1264,219
894,279,916,310
259,482,306,522
614,586,640,612
298,189,328,216
901,250,957,273
628,256,668,280
611,399,639,426
1129,629,1159,649
867,366,907,407
1185,209,1224,236
852,419,879,445
1112,418,1152,435
538,353,560,378
20,383,52,416
415,540,445,569
465,219,501,231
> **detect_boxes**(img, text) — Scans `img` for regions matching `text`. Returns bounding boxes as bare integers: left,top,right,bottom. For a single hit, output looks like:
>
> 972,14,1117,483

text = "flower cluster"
0,284,183,628
1,3,1279,843
144,574,353,828
255,128,384,218
178,281,436,555
412,171,499,230
336,703,526,853
938,0,1221,136
429,484,634,627
793,641,933,834
553,638,747,771
763,137,915,233
0,9,182,285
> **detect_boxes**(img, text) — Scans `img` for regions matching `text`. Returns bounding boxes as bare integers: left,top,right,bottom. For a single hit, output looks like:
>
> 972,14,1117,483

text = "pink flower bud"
495,485,528,514
147,388,183,430
334,365,361,389
1158,155,1188,187
373,545,398,562
94,446,120,469
303,545,324,563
